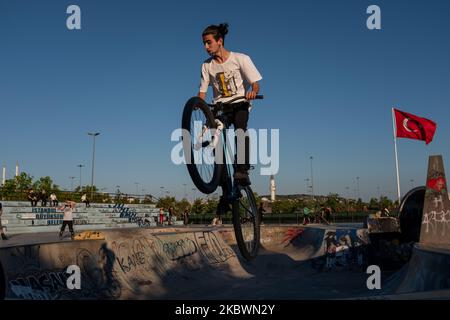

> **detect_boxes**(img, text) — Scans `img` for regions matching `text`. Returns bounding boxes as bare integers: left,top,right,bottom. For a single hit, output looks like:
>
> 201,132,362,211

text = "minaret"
2,163,5,185
15,161,19,177
270,175,276,202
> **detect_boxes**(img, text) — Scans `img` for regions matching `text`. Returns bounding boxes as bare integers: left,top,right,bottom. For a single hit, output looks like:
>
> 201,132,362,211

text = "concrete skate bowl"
377,243,450,299
373,187,450,299
0,225,378,300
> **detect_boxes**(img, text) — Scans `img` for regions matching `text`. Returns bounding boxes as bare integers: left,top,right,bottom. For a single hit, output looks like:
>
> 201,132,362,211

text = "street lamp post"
356,176,360,200
345,186,350,220
77,164,84,191
310,156,314,200
88,132,100,200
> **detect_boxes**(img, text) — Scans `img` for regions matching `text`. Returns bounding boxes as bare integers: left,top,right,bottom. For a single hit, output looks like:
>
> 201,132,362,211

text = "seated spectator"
50,192,58,207
81,193,90,208
40,189,48,207
28,189,38,207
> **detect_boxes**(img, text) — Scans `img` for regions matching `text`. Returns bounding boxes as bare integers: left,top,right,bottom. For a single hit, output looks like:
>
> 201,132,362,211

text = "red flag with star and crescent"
393,108,437,144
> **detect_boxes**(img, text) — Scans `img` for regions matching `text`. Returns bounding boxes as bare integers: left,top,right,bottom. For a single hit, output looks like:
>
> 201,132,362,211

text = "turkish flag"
394,108,437,144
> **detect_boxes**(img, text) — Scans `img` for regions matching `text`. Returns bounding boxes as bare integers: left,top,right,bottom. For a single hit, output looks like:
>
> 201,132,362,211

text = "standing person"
197,23,263,216
258,202,265,225
0,203,8,240
302,207,311,225
183,209,189,225
159,207,165,226
168,206,175,226
58,200,76,240
81,193,90,208
321,207,331,225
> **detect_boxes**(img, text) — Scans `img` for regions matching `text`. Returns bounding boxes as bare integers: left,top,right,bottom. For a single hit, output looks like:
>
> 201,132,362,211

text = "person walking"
168,206,175,226
302,207,311,225
183,209,189,225
159,207,165,226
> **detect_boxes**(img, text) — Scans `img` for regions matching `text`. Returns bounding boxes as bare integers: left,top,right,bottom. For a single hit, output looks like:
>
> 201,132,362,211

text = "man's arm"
245,81,260,100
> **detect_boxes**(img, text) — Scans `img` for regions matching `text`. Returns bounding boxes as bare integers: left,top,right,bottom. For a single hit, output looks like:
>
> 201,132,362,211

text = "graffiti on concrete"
7,246,72,300
421,158,450,242
281,228,304,247
194,231,235,264
5,244,122,300
422,208,450,236
311,229,367,272
75,245,122,299
163,238,197,261
4,230,236,299
9,270,70,300
109,203,152,228
109,236,171,293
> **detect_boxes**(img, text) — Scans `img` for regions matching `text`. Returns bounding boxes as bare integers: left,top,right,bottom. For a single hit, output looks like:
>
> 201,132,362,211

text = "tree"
176,198,191,214
203,198,218,214
191,198,205,214
0,179,17,199
15,172,34,192
142,195,156,204
33,176,59,192
368,197,380,210
156,196,177,210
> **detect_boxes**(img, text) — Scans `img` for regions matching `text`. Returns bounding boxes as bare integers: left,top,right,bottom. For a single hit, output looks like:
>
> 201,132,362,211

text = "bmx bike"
181,95,263,260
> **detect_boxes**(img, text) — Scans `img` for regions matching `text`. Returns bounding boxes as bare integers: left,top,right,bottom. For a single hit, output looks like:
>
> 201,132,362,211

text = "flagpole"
392,108,401,204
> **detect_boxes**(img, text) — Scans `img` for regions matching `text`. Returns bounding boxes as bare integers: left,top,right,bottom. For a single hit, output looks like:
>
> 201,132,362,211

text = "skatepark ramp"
0,225,374,300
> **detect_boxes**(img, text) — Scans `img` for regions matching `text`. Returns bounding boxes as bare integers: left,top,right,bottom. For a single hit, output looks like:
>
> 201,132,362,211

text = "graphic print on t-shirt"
215,70,238,97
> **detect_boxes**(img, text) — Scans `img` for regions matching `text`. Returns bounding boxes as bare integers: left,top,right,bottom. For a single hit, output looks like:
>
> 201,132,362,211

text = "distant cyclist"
197,23,262,215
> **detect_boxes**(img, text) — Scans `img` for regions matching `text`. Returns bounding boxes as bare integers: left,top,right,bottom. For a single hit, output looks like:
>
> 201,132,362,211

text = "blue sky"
1,0,449,201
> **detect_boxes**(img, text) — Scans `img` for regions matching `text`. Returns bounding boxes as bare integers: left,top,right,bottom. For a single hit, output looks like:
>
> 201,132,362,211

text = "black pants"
60,221,74,234
217,101,250,205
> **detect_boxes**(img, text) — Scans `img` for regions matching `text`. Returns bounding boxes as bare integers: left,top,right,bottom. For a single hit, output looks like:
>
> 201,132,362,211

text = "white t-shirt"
63,206,74,221
199,52,262,104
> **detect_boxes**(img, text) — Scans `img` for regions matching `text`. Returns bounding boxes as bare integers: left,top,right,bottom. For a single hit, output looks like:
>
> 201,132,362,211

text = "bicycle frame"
206,94,263,202
208,104,240,203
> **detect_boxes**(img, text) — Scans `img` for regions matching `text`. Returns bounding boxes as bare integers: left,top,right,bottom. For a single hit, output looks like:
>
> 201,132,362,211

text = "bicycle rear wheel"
181,97,223,194
232,185,260,260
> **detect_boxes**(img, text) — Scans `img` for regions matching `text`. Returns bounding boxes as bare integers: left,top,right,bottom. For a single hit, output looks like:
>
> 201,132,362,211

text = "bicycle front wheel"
232,185,260,260
181,97,223,194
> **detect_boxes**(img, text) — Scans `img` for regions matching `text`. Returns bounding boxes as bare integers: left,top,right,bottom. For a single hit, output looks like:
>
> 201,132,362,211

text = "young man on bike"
197,23,262,215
